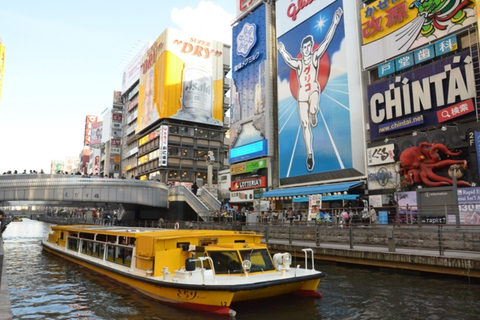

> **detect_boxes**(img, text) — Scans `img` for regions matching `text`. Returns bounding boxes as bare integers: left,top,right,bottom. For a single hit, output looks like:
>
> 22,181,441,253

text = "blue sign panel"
230,140,268,164
395,53,414,71
378,60,395,78
414,44,435,64
368,50,476,140
231,4,267,152
435,35,458,56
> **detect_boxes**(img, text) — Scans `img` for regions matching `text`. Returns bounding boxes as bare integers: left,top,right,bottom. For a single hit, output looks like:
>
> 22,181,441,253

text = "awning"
292,194,359,202
261,181,364,198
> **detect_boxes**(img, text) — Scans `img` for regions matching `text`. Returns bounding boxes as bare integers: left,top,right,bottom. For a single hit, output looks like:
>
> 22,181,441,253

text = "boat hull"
42,242,323,315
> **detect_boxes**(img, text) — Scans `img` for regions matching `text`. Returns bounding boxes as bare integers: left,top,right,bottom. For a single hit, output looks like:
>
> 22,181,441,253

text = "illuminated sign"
231,176,267,191
229,140,268,164
230,157,267,175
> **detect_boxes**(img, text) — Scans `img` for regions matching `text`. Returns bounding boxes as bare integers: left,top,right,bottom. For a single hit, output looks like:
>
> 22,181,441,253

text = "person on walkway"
191,182,198,195
366,206,377,224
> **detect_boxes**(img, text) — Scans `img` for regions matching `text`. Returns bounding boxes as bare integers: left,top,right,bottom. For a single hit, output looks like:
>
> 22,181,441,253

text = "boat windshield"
207,248,275,274
239,248,275,272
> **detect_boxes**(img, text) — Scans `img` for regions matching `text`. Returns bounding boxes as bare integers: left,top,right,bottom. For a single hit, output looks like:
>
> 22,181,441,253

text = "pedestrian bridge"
0,174,168,219
0,174,220,221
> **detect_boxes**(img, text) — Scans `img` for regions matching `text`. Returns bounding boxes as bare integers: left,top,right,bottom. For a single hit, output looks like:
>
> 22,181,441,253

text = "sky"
0,0,236,174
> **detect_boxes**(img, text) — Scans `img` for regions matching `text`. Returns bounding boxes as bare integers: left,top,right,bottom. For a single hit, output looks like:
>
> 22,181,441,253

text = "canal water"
3,219,480,320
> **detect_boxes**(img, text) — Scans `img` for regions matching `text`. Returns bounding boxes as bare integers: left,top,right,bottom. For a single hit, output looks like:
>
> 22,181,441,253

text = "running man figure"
277,7,343,171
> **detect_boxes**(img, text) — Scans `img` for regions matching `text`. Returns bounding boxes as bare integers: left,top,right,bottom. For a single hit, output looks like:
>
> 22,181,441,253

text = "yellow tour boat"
12,217,23,222
42,225,324,316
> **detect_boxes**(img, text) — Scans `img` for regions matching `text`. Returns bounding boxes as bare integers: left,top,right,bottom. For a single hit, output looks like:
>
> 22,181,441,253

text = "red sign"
112,113,122,122
231,176,266,191
436,99,474,123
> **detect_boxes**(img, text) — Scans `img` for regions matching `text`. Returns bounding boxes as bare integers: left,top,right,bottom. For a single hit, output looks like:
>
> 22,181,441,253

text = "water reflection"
3,220,480,319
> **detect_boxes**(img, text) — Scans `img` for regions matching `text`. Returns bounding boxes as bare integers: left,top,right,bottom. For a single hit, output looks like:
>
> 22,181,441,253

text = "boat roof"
50,224,262,239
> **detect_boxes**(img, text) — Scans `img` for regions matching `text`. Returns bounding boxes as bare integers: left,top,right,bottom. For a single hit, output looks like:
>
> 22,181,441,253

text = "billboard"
121,42,152,94
236,0,263,18
136,28,225,134
0,42,4,103
231,3,270,150
90,121,103,146
368,50,476,140
84,115,98,146
361,0,476,68
276,0,357,179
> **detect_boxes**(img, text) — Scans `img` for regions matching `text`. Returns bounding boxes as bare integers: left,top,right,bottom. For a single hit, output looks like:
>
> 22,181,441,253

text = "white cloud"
171,1,234,45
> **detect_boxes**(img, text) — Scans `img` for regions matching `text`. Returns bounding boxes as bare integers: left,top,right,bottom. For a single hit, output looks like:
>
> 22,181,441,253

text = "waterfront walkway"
265,237,480,280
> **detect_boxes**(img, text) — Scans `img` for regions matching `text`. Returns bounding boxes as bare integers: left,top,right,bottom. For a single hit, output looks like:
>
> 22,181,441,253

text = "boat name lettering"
176,289,198,300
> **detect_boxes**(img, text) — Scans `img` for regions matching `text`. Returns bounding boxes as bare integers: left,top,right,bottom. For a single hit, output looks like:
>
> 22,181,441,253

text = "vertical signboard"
159,125,169,166
231,3,269,150
84,115,98,146
137,28,225,134
90,122,103,146
276,0,353,178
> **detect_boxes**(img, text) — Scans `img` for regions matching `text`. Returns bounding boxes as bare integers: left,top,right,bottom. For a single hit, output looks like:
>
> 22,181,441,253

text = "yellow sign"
137,28,225,134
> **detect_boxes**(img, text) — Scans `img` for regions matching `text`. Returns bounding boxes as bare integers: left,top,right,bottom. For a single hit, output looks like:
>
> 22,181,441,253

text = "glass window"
239,249,275,272
208,250,243,274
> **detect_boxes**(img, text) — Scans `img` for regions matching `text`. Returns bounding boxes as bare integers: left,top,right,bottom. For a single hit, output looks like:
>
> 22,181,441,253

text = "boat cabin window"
96,234,107,242
60,232,64,240
106,244,133,267
208,251,243,274
67,238,80,251
176,242,190,251
79,232,95,240
70,232,79,238
107,235,117,243
239,249,275,272
199,238,218,246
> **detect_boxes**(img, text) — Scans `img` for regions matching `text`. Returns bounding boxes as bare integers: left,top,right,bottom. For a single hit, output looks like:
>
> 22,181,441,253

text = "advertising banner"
236,0,263,18
84,115,98,146
0,43,4,103
90,122,103,146
122,42,151,94
367,143,396,166
276,0,352,178
367,163,400,191
230,189,255,202
159,125,168,166
308,194,322,220
360,0,476,68
231,176,267,191
137,28,225,134
368,50,476,140
230,157,267,175
458,187,480,224
231,3,269,150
